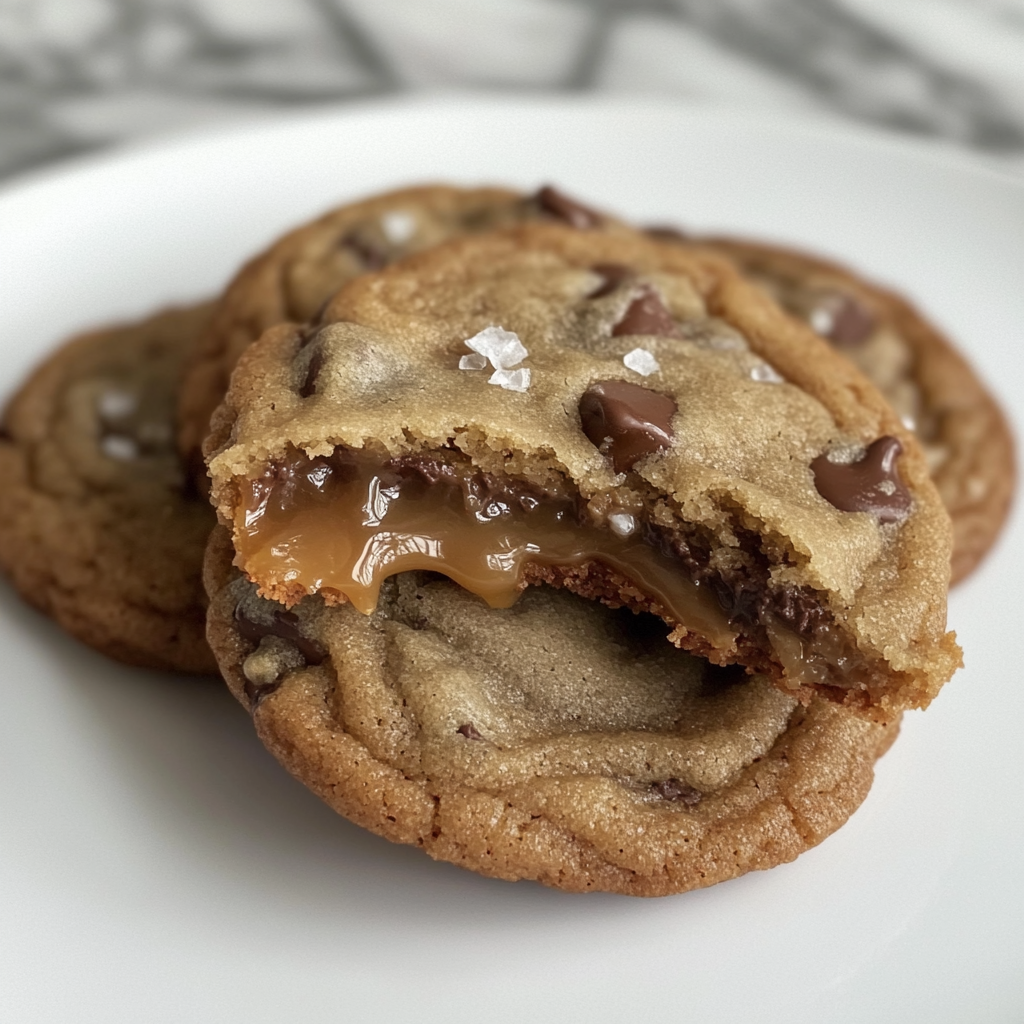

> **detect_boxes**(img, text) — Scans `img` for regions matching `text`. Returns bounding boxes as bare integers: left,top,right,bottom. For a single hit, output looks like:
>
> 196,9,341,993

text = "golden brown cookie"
178,183,630,474
205,527,900,897
0,305,218,673
661,234,1016,584
206,224,960,718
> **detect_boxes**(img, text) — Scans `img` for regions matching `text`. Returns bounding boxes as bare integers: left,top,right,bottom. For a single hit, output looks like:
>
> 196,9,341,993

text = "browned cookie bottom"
0,304,218,673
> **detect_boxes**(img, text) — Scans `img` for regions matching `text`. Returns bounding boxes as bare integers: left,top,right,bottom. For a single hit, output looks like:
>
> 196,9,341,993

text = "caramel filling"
234,450,737,649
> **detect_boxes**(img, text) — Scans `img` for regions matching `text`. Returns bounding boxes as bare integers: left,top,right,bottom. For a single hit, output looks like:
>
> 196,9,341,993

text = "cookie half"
0,305,218,673
665,234,1016,584
206,224,960,716
206,528,900,897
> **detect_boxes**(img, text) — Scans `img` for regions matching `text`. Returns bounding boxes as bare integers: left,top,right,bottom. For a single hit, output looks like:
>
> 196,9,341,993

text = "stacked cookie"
0,184,1011,895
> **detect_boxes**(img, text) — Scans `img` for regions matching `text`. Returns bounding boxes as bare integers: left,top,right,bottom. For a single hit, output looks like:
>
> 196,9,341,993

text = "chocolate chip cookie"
206,527,900,896
207,223,960,720
178,184,628,475
0,305,218,672
659,233,1016,584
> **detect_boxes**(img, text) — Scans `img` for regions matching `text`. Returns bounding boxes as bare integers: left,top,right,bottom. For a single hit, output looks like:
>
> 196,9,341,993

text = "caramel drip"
234,452,737,649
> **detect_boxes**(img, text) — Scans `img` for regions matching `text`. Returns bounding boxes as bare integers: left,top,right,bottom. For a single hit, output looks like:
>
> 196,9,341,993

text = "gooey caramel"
234,449,737,648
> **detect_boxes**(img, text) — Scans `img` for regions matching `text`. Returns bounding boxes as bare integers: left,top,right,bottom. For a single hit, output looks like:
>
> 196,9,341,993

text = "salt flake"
380,210,416,245
101,435,139,461
608,512,637,537
459,353,488,371
465,326,528,370
489,368,531,393
750,362,783,384
97,389,137,420
623,347,660,376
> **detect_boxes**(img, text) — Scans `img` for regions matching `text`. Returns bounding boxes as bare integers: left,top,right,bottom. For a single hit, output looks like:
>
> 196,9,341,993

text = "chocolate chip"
587,263,633,299
651,779,702,805
645,225,690,243
810,292,876,346
578,380,677,473
457,723,483,741
300,347,325,398
612,287,682,338
234,604,326,665
811,436,912,523
534,185,602,229
243,677,282,711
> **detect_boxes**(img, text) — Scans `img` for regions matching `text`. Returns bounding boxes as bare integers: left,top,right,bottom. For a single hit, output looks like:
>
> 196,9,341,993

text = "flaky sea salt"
97,388,137,420
380,210,416,245
460,326,531,390
622,347,660,376
464,325,528,371
607,512,637,537
750,362,783,384
809,306,835,336
101,435,139,461
488,368,531,393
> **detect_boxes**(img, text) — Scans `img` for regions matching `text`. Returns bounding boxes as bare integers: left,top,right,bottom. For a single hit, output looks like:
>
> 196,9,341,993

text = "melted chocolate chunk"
651,779,702,805
456,723,483,741
612,287,682,339
587,263,633,299
299,348,325,398
234,604,326,666
811,436,912,523
534,186,602,230
578,380,677,473
813,292,876,346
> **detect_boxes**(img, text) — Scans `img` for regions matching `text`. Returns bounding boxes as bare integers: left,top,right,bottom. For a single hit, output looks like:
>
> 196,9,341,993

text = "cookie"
206,223,960,717
178,184,629,474
0,305,218,673
205,528,900,897
657,233,1016,584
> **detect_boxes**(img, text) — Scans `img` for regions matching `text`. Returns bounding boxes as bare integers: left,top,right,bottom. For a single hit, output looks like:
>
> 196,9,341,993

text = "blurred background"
2,0,1024,182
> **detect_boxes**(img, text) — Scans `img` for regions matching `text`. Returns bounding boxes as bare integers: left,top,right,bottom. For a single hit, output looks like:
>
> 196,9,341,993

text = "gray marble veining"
1,0,1023,180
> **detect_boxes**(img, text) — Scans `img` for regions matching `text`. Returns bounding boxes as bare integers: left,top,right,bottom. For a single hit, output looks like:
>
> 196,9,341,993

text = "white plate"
1,96,1022,1024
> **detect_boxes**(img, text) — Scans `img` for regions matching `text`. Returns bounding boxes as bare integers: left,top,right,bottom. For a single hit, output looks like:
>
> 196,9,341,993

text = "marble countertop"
3,0,1024,182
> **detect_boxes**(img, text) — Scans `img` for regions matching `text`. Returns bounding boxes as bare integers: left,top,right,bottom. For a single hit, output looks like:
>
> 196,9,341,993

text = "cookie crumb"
242,635,306,688
623,347,660,376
